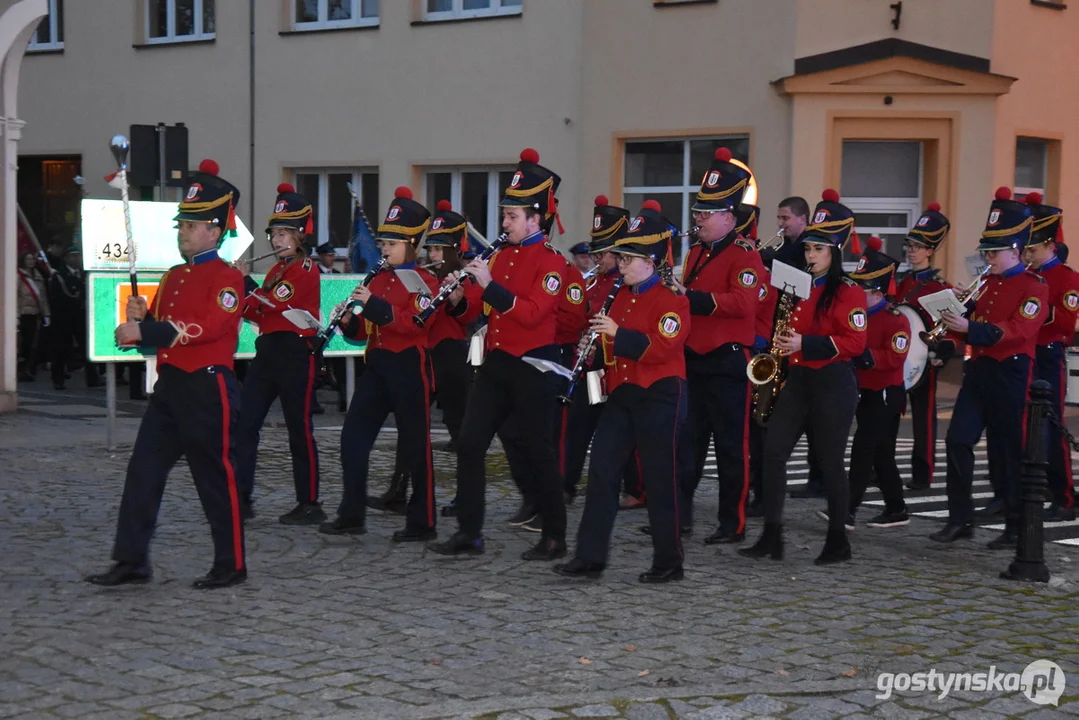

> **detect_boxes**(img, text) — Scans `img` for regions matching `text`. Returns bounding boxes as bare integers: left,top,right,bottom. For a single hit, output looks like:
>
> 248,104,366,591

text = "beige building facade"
2,0,1077,411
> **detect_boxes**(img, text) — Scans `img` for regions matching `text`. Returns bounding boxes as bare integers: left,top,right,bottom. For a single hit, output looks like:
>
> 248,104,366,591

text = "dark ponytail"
815,245,845,320
435,247,464,281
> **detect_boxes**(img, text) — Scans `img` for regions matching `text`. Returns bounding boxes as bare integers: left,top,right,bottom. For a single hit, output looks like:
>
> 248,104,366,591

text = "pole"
1001,378,1052,583
109,135,138,296
105,362,117,451
156,123,167,202
346,356,355,411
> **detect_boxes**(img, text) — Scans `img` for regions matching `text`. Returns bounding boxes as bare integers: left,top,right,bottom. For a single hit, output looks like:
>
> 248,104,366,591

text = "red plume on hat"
437,199,453,212
594,194,609,207
199,159,220,176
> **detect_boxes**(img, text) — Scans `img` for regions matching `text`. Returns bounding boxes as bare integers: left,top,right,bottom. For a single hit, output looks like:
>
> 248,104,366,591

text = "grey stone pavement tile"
1,410,1078,718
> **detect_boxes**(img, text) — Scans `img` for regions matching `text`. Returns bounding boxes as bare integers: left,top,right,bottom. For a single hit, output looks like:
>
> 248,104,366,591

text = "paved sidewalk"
1,402,1078,719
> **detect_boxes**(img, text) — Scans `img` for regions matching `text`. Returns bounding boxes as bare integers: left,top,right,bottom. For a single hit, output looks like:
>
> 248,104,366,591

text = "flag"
348,203,381,274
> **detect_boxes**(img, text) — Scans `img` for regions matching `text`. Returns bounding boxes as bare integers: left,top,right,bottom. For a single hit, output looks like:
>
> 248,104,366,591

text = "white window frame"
421,166,516,244
842,198,924,273
28,0,62,51
424,0,522,22
1014,137,1048,199
292,168,377,257
292,0,380,30
146,0,215,45
622,134,750,263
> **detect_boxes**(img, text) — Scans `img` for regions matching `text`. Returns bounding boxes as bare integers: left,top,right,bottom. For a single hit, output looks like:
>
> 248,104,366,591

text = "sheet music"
770,260,813,300
917,289,967,322
395,269,433,295
522,356,575,380
283,309,324,334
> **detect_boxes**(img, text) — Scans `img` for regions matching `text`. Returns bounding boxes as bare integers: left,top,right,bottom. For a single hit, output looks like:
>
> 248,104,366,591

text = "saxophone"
746,290,795,427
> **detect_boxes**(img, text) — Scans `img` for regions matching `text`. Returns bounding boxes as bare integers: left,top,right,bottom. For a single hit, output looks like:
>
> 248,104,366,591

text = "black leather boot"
814,527,852,566
367,471,409,515
738,522,784,560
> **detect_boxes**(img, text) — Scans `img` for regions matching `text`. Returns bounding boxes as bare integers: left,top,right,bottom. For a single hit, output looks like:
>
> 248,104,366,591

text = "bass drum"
896,304,930,391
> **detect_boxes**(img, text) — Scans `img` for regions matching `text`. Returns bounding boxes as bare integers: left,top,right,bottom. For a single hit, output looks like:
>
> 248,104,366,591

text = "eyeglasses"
903,242,930,252
692,209,729,219
615,255,635,265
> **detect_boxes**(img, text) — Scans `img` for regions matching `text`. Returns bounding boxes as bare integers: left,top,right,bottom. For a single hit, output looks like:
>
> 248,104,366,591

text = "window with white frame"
1014,137,1048,199
423,166,516,244
425,0,522,21
147,0,215,44
622,135,750,265
28,0,63,51
293,0,379,29
840,140,923,271
293,169,380,256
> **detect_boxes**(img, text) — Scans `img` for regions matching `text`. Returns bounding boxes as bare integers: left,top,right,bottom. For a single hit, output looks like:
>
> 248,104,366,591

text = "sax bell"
746,354,779,385
586,370,607,405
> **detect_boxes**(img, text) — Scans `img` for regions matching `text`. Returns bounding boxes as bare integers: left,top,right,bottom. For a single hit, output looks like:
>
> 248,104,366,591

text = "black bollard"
1001,379,1052,583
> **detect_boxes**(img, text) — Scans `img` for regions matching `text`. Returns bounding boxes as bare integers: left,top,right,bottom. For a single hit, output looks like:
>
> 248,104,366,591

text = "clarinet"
413,232,508,328
309,257,389,354
559,277,623,404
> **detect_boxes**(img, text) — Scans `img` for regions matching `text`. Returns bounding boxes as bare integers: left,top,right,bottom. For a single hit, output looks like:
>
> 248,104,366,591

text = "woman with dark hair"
740,189,867,565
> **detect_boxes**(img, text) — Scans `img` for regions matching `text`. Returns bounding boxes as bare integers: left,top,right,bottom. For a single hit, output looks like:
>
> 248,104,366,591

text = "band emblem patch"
849,308,867,330
543,272,562,295
567,283,584,305
1020,298,1041,319
1064,291,1079,312
218,288,239,312
892,332,910,353
415,295,432,312
274,281,294,301
738,269,758,289
659,312,682,338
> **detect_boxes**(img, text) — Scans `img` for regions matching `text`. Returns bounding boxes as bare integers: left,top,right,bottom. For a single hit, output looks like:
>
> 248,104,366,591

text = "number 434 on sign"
97,242,131,263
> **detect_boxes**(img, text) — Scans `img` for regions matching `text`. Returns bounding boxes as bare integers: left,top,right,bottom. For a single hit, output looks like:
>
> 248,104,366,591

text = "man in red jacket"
933,187,1048,548
1023,193,1077,521
86,160,247,589
844,238,911,529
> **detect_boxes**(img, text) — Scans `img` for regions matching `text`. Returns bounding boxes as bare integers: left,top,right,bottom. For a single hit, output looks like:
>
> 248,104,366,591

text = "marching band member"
741,189,867,565
931,187,1047,548
86,160,247,589
844,238,911,528
1023,193,1077,522
315,241,347,414
570,241,595,275
235,184,325,525
896,203,954,490
319,187,441,542
554,201,689,582
743,203,771,516
674,148,764,545
429,149,569,560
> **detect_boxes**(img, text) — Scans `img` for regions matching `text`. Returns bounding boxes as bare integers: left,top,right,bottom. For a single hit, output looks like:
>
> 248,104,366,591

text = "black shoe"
435,439,456,453
279,502,328,526
905,480,931,491
519,515,543,533
790,485,825,499
814,528,852,566
193,568,247,589
553,558,605,579
367,471,409,515
987,529,1017,550
521,538,567,561
318,516,367,536
738,522,784,560
703,529,745,545
311,403,325,415
507,503,537,526
639,566,684,584
563,488,577,506
974,499,1006,521
816,508,856,532
441,498,459,517
428,531,484,556
929,523,974,543
393,527,437,543
1045,504,1077,522
84,562,152,587
866,510,910,528
640,524,693,537
746,498,764,518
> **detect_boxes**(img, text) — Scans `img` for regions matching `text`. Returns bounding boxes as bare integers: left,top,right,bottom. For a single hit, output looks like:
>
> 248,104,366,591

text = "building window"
839,140,923,269
147,0,215,44
1014,137,1048,199
424,0,522,21
423,167,516,243
28,0,63,51
293,169,380,255
293,0,379,29
622,135,750,265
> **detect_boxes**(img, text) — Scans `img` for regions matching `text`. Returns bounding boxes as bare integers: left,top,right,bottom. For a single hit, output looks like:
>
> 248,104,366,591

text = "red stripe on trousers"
419,349,436,528
215,373,244,571
925,369,936,483
304,354,318,502
1021,362,1034,452
1060,359,1075,507
671,382,684,563
558,405,569,479
737,348,752,534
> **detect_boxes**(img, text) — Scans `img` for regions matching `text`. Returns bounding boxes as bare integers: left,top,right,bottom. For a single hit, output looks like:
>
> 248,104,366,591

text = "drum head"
896,304,929,390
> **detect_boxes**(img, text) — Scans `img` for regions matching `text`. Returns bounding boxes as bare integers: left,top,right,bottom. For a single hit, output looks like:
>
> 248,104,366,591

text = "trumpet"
413,232,508,327
758,229,785,252
918,264,994,347
676,225,701,239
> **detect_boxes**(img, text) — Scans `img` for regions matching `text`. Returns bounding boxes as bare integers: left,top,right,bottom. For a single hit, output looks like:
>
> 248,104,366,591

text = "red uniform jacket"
450,233,564,358
344,263,440,353
556,259,589,345
681,234,765,353
964,266,1048,361
427,301,467,346
586,270,620,319
600,274,689,392
242,255,321,337
1035,257,1079,346
854,301,910,390
138,249,244,372
787,277,869,370
754,264,779,348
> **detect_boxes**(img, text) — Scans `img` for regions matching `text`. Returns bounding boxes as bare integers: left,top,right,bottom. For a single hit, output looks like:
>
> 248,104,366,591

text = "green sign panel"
87,272,368,363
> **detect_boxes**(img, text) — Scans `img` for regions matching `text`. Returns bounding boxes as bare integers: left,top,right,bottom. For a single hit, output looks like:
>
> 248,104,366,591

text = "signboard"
81,199,255,271
87,272,368,362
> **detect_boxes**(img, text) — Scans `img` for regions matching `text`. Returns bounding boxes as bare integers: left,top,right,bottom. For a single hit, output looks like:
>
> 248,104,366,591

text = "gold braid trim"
1032,214,1061,233
981,216,1032,239
805,216,854,236
612,229,673,248
269,205,313,223
504,176,554,200
428,220,467,236
908,225,947,242
179,192,233,213
697,177,747,202
377,218,432,236
591,215,628,241
850,263,896,281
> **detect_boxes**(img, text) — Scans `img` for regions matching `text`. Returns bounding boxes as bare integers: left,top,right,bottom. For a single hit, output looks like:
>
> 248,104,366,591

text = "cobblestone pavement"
2,405,1079,719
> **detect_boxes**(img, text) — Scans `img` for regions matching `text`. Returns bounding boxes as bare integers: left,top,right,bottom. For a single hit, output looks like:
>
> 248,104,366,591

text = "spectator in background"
17,251,50,381
570,242,594,275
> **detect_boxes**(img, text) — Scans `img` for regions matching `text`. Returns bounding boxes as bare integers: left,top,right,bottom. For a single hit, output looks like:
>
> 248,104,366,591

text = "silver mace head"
110,135,130,171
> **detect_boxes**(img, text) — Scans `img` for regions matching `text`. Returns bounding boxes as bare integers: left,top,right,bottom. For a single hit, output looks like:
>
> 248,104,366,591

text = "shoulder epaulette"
734,238,755,252
586,276,598,291
841,276,858,287
1026,269,1048,283
888,305,901,316
302,257,312,271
